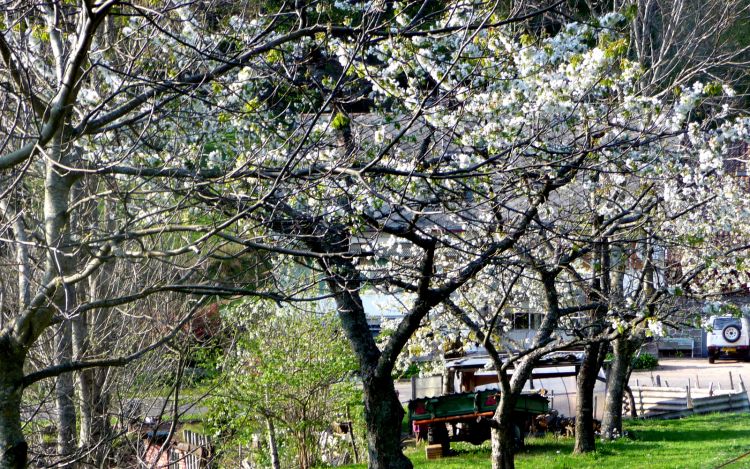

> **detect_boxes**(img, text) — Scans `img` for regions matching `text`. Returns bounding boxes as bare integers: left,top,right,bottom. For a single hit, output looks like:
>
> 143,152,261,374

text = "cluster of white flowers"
52,0,750,367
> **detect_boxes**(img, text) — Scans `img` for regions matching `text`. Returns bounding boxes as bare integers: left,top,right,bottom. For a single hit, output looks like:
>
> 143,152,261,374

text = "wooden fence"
631,378,750,419
166,430,211,469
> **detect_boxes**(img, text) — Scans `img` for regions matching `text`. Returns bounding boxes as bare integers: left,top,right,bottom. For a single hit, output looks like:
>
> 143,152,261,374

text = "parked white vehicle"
707,315,750,363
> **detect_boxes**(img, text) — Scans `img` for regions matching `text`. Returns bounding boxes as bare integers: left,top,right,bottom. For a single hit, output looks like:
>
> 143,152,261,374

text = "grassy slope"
345,413,750,468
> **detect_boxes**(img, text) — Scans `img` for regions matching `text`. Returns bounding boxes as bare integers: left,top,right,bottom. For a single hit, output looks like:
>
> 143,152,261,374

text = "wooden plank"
641,405,689,412
638,395,688,403
694,401,750,413
413,411,494,426
635,393,688,399
694,404,735,414
639,397,687,405
710,390,742,396
426,444,444,460
641,409,694,420
693,395,733,406
632,386,688,393
640,400,687,407
638,387,644,417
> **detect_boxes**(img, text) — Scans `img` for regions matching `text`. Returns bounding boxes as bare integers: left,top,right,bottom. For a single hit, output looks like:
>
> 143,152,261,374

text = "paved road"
631,357,750,391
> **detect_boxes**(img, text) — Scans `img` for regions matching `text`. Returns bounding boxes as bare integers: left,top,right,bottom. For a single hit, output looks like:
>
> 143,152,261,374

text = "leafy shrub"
631,353,659,370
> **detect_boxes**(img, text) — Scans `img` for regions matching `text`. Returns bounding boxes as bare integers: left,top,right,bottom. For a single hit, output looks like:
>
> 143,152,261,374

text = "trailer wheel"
427,423,450,453
709,355,716,364
465,419,490,445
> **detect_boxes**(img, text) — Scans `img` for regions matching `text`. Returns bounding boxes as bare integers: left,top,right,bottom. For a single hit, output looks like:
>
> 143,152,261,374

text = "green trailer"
408,390,549,450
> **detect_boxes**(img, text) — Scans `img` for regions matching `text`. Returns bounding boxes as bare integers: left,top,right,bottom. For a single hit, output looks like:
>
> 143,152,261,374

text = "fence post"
730,371,735,390
686,384,693,410
637,387,644,417
346,404,360,464
594,395,598,420
550,389,555,411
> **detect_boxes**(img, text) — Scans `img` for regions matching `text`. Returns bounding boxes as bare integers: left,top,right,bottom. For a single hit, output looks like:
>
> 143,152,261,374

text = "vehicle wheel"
709,355,715,364
723,325,741,343
467,419,490,445
427,423,449,445
428,423,450,453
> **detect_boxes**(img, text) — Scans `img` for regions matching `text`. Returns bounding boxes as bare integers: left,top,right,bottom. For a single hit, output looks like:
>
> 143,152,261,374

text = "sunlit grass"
343,412,750,468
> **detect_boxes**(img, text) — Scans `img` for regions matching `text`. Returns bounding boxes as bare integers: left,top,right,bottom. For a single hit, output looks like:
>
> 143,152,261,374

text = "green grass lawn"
345,413,750,468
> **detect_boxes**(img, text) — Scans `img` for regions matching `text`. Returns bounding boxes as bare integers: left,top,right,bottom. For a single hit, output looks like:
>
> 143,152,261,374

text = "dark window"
712,318,741,331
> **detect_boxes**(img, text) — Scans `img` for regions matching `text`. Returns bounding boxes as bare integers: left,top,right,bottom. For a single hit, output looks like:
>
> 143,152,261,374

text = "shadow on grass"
520,432,674,459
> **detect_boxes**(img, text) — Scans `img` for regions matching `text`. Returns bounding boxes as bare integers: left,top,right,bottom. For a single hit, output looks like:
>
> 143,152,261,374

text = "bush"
631,353,658,370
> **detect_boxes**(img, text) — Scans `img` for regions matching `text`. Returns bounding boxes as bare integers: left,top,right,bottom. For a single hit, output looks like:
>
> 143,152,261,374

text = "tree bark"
55,320,78,459
46,131,79,462
490,391,518,469
442,368,454,394
573,342,602,453
73,314,110,462
601,336,639,439
574,208,609,454
73,313,92,445
266,416,280,469
74,191,113,464
0,339,27,469
78,194,115,462
485,270,561,469
362,373,411,469
320,257,412,469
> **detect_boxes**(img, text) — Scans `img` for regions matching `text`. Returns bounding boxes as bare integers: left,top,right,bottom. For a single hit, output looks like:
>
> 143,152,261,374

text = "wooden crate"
425,444,444,460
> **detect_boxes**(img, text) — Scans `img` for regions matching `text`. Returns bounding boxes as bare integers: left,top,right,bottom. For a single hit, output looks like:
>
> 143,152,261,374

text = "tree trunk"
490,426,516,469
573,342,601,454
362,373,411,469
490,392,519,469
443,368,454,394
601,336,638,439
90,369,110,460
73,313,92,446
322,260,412,469
266,416,280,469
76,195,115,463
45,131,79,461
0,341,27,469
73,312,111,461
55,320,78,459
487,271,562,469
574,210,609,454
